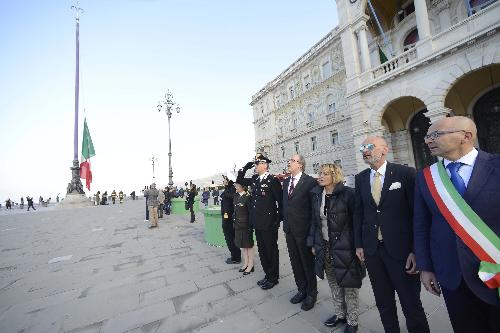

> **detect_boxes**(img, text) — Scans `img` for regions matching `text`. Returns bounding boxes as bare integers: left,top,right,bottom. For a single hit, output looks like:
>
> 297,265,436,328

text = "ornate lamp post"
157,90,181,186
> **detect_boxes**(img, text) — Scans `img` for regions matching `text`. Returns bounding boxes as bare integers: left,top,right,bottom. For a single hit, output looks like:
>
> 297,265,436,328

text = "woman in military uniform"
233,182,254,275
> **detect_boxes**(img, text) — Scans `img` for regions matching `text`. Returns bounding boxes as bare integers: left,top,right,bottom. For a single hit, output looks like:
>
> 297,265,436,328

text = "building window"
322,61,332,79
281,146,285,158
304,75,310,90
469,0,494,15
313,162,320,174
289,86,295,99
397,2,415,22
403,28,419,51
311,136,317,151
331,131,339,145
328,102,336,114
294,141,299,154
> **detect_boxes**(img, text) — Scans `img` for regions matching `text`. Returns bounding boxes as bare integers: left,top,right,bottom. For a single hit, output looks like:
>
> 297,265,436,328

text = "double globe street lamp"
157,90,181,186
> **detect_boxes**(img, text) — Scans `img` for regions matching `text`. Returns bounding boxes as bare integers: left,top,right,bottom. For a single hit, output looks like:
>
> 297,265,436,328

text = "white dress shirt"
370,160,387,190
443,148,478,187
288,172,302,193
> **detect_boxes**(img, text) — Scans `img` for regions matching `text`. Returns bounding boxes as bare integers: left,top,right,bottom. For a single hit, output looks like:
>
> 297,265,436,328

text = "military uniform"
119,191,124,204
111,190,117,204
237,154,283,288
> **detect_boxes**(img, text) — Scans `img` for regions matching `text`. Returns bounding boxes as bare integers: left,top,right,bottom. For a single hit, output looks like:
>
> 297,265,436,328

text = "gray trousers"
324,240,360,326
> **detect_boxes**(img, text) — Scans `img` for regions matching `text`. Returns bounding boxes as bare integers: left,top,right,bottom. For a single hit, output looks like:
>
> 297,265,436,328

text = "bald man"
414,116,500,333
354,136,429,333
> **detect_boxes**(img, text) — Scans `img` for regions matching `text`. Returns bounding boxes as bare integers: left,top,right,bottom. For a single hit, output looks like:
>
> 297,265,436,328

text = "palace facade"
251,0,500,181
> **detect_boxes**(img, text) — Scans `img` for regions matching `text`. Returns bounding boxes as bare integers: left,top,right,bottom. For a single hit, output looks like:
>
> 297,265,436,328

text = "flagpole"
66,1,85,196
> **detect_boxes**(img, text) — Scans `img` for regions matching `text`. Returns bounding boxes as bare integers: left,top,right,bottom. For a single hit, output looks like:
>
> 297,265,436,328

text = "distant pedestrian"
111,190,117,204
201,188,210,208
212,187,220,205
119,190,124,203
56,194,60,203
95,191,100,206
130,191,136,200
187,183,197,223
158,189,165,218
39,196,43,206
5,199,12,210
145,183,160,228
101,191,108,205
143,186,149,221
26,197,36,211
20,197,24,209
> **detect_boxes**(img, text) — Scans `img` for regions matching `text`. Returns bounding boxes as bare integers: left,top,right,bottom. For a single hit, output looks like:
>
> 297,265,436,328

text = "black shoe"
260,280,278,290
290,291,307,304
225,258,241,264
257,278,268,286
239,266,247,272
300,295,316,311
344,324,358,333
243,267,254,275
324,315,347,327
148,225,157,229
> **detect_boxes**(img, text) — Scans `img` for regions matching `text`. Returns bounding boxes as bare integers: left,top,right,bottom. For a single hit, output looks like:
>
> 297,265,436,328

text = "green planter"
170,197,201,215
203,207,226,247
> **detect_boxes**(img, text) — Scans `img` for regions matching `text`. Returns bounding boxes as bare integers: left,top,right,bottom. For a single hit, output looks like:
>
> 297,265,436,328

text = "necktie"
288,177,295,198
372,172,382,205
447,162,466,196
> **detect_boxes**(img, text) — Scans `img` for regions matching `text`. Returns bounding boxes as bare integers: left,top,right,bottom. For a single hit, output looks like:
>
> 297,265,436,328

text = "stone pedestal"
59,193,93,208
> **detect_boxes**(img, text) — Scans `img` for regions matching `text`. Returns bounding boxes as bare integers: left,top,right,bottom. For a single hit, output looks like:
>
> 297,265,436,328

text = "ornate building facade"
251,0,500,179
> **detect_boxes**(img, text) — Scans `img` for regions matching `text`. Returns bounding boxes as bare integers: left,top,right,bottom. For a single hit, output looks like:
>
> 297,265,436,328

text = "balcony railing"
372,47,417,79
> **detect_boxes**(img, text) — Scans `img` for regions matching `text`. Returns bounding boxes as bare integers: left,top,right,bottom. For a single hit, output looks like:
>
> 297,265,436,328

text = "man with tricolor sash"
414,116,500,333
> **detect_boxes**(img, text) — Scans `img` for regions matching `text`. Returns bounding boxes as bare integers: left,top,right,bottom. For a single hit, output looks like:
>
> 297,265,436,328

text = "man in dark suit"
354,136,429,333
237,153,283,290
220,175,241,264
282,154,318,310
414,116,500,333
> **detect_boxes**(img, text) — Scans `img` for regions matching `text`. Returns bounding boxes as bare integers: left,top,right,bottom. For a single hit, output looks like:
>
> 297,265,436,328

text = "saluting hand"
356,248,365,262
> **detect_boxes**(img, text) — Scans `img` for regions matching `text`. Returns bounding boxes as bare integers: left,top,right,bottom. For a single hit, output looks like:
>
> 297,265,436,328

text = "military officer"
111,190,117,204
237,153,283,290
119,190,124,203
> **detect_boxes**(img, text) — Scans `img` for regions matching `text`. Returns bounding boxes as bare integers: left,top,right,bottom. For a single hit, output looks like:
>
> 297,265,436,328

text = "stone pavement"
0,200,453,333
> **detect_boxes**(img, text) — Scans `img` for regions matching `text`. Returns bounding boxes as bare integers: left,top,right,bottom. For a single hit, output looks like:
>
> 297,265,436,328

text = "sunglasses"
424,130,466,141
359,143,376,152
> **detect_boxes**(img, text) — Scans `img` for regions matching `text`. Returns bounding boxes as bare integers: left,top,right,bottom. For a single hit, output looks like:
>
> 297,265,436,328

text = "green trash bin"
171,197,201,215
203,207,226,247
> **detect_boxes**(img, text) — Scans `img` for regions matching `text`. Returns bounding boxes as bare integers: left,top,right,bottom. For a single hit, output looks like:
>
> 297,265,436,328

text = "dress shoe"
344,324,358,333
225,258,241,264
324,315,347,327
300,295,316,311
257,278,268,286
238,266,247,272
243,267,254,275
148,225,157,229
290,291,307,304
260,280,278,290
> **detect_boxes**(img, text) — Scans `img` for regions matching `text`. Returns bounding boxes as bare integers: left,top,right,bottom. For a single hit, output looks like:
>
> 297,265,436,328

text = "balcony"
359,1,500,91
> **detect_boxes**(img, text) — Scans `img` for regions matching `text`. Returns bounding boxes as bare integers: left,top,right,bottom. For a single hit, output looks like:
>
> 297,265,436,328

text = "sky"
0,0,339,201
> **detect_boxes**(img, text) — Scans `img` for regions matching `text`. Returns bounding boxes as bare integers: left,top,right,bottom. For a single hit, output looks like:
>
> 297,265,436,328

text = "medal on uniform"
223,213,228,218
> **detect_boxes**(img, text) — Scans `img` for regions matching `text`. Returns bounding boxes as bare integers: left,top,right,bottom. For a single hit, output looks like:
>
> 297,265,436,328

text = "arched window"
403,28,419,51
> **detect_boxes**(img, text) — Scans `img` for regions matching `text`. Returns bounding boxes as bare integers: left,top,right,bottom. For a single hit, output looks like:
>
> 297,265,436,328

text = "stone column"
436,0,452,31
414,0,432,40
350,29,361,75
358,25,372,72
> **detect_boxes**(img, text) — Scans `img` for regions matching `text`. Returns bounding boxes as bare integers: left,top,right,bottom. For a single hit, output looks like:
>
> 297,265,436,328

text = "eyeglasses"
359,143,376,152
424,130,466,141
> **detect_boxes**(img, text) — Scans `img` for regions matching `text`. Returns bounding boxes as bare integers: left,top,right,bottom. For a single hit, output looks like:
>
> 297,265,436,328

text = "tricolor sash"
423,162,500,297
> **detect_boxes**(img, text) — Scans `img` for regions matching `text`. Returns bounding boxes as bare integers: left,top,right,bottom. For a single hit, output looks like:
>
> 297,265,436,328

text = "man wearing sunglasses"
414,116,500,333
354,136,429,333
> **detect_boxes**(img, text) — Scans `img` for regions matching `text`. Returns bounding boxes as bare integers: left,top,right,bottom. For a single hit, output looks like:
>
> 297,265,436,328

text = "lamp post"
157,90,181,186
149,154,158,180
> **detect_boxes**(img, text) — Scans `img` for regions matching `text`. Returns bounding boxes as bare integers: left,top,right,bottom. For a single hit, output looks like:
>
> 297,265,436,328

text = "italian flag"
80,118,95,191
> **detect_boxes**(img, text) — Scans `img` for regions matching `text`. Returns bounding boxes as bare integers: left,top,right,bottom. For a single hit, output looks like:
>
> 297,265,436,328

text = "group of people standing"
218,116,498,333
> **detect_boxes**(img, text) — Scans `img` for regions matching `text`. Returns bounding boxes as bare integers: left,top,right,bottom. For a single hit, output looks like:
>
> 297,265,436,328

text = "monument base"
59,193,93,208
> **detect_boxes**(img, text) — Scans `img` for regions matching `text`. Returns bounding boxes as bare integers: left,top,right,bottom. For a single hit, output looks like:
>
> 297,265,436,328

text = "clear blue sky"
0,0,339,201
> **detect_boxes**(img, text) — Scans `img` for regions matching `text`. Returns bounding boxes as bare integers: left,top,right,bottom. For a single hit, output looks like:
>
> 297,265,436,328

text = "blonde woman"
233,182,255,275
308,164,365,333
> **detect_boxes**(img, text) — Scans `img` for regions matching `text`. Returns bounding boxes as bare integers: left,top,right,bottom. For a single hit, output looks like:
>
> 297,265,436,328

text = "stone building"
251,0,500,178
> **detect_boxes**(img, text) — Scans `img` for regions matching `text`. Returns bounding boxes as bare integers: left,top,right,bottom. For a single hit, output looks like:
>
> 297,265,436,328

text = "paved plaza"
0,200,453,333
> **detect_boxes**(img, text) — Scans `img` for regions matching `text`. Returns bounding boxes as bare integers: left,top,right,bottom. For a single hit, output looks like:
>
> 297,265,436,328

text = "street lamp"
157,90,181,186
